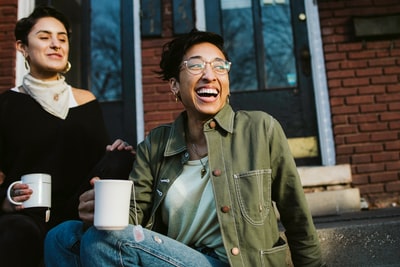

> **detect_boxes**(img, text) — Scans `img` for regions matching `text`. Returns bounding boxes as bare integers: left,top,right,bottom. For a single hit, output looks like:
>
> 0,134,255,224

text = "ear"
169,78,179,95
16,40,28,57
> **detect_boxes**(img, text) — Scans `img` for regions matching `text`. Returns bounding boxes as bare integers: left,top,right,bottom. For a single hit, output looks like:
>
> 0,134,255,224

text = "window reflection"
90,0,122,101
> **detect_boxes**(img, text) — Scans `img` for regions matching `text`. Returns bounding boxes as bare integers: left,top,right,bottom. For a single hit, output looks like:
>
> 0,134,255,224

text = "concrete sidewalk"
314,207,400,267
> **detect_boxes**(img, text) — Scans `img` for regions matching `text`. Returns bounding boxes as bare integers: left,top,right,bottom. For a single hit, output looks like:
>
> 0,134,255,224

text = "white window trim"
15,0,35,86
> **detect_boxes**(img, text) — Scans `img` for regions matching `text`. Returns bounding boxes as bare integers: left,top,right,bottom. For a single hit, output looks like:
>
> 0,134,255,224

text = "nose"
201,63,216,80
50,38,61,51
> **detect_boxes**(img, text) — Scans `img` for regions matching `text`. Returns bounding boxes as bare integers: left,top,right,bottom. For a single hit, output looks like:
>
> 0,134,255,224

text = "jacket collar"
164,104,235,157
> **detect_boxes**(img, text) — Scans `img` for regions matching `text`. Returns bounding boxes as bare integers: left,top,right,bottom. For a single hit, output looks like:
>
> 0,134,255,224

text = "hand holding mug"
6,173,51,209
5,183,32,211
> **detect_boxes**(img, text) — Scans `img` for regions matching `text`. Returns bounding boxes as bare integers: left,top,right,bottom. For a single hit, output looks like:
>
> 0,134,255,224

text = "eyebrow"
35,30,68,36
186,56,225,61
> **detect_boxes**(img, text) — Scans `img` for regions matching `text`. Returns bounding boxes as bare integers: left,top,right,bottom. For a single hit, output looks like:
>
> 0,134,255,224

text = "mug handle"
7,181,23,205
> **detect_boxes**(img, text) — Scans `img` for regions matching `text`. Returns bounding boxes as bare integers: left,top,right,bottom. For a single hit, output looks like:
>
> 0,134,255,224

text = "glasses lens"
186,58,205,74
184,58,231,75
211,59,231,74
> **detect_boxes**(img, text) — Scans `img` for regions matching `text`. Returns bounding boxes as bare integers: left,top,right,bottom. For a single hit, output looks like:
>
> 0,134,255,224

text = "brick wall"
319,0,400,207
0,0,18,93
141,0,183,134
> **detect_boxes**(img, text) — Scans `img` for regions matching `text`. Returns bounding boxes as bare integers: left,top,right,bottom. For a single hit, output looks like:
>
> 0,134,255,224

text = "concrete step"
314,207,400,266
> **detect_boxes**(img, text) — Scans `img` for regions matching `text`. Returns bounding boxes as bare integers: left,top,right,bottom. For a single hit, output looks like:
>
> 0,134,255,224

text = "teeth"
196,88,218,95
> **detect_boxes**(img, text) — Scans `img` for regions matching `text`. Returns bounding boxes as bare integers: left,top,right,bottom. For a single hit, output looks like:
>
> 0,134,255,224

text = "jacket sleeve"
269,118,323,266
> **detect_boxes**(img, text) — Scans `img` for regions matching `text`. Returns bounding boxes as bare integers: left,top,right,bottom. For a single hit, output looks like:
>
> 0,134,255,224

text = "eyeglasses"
181,57,231,75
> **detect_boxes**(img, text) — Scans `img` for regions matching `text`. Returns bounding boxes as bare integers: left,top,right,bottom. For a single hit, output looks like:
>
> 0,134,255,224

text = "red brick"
386,161,400,171
360,104,388,113
348,114,378,123
369,58,396,67
331,105,359,115
329,88,358,97
359,122,388,132
370,171,399,183
372,152,399,162
384,66,400,75
389,102,400,111
358,184,385,194
346,95,374,105
355,68,383,77
336,145,354,154
389,121,400,130
354,144,383,153
376,94,400,103
371,75,398,84
356,163,385,173
386,181,400,193
334,124,358,134
332,115,348,124
340,60,368,69
352,154,371,164
370,131,398,141
327,69,355,79
342,77,370,87
345,133,371,144
352,173,370,185
384,140,400,151
358,85,386,95
381,112,400,121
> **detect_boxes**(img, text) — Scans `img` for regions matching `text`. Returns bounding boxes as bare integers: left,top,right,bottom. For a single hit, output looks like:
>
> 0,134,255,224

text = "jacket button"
212,169,222,176
209,120,217,129
231,247,240,256
221,206,230,213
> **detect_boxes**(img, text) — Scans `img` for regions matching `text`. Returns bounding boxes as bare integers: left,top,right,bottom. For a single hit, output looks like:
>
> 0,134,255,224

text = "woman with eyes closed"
44,29,323,267
0,6,134,267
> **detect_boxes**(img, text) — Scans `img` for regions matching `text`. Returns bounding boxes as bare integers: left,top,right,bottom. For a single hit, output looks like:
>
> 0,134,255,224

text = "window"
220,0,296,91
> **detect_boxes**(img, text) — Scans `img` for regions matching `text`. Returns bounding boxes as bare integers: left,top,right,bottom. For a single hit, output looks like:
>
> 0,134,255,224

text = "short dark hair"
157,29,229,81
15,6,71,45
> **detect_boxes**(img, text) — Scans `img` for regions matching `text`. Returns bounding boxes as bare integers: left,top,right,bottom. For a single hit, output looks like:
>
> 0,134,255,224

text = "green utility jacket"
129,104,322,267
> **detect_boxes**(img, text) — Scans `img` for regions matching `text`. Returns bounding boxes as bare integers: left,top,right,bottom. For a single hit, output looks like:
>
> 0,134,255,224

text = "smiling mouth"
196,88,219,97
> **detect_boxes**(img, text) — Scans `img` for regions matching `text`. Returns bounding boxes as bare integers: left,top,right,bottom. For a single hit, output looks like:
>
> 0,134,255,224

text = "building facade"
1,0,399,208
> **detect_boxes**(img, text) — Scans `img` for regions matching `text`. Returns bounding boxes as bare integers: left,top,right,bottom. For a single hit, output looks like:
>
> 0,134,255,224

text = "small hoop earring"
24,57,30,70
62,61,71,73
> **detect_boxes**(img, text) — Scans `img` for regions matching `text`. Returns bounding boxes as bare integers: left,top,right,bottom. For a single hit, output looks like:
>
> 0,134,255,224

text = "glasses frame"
181,57,232,75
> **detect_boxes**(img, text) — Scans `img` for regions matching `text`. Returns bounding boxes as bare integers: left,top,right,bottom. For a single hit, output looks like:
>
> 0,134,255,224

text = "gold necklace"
191,143,208,178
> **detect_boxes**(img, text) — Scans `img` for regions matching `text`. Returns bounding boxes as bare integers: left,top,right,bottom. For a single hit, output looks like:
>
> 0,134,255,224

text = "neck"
186,119,207,159
29,70,60,82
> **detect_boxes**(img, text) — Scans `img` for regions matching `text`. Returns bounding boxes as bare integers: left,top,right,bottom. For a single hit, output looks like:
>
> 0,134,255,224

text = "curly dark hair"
15,5,71,45
156,29,229,81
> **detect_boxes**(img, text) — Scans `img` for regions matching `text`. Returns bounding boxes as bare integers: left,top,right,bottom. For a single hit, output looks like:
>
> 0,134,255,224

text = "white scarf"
22,74,71,119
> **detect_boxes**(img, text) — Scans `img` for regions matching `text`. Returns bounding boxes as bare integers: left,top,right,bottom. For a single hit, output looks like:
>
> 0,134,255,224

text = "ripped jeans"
44,220,229,267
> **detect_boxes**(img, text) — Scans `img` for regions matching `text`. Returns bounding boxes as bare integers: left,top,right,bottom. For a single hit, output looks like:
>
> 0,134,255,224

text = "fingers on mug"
7,181,25,205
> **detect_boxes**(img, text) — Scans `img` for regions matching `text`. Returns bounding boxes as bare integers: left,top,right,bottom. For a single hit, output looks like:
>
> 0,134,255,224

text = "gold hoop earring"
24,57,30,70
62,61,71,73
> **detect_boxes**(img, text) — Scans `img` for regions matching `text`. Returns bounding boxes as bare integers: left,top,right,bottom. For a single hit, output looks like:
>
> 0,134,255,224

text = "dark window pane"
220,0,297,91
90,0,122,101
262,0,297,88
221,0,257,91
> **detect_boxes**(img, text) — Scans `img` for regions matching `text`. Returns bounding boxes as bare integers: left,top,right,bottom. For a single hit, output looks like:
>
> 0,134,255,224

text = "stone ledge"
297,164,352,187
305,188,361,216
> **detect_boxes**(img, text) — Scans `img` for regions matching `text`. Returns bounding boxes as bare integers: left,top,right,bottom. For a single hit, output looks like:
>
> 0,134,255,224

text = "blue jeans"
45,220,229,267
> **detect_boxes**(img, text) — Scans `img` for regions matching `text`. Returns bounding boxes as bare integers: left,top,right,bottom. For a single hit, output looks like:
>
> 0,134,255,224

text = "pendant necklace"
191,143,208,178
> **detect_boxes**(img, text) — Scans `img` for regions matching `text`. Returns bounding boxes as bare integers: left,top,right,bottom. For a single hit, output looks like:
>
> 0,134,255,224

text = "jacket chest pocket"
233,169,272,225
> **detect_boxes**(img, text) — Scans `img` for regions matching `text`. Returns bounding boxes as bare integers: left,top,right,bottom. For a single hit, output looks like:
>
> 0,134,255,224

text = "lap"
81,225,229,267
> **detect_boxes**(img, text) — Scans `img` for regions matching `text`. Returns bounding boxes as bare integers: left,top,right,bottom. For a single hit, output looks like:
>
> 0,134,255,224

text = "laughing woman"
45,29,323,267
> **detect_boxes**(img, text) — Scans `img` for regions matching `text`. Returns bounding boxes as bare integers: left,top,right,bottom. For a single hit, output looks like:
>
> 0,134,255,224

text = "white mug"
94,179,133,230
7,173,51,208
